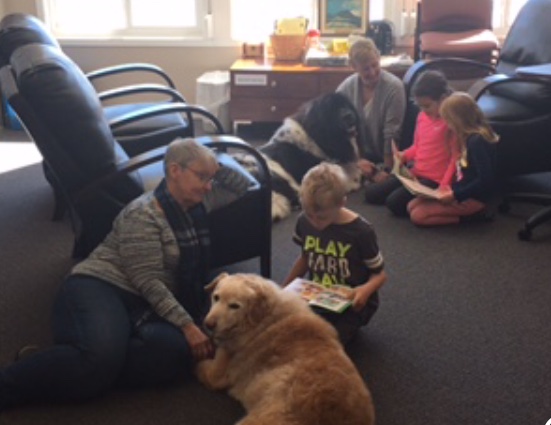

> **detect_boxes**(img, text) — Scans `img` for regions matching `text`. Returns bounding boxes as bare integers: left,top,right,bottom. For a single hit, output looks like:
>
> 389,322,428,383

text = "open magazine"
284,278,352,313
392,152,444,200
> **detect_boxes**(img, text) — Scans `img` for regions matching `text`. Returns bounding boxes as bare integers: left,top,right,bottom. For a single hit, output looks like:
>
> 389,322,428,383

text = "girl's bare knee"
409,208,429,226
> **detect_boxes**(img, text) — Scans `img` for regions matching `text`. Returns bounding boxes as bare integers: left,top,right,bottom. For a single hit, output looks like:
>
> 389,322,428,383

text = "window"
39,0,527,46
40,0,206,40
230,0,317,42
492,0,528,36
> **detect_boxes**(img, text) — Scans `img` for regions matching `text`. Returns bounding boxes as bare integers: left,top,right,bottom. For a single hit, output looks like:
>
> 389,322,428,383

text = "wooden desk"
229,57,412,130
229,59,353,130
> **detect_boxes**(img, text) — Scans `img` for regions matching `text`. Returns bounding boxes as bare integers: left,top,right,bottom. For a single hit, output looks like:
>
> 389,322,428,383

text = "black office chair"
0,13,197,156
0,43,272,276
403,0,551,240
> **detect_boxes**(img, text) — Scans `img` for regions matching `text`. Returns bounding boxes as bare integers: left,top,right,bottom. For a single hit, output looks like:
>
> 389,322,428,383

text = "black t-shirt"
293,214,384,288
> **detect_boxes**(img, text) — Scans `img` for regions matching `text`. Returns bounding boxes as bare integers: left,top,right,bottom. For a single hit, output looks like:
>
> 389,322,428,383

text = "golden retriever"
196,273,375,425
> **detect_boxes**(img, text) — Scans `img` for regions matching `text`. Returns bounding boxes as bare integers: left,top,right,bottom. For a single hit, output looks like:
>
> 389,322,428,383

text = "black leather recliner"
0,13,222,222
0,43,272,276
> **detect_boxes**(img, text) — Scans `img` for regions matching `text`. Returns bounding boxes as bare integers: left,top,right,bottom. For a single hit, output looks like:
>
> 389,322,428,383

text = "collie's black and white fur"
240,92,363,221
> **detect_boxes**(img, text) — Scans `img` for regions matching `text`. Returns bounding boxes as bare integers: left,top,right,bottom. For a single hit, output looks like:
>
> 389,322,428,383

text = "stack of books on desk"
304,49,414,69
303,48,348,67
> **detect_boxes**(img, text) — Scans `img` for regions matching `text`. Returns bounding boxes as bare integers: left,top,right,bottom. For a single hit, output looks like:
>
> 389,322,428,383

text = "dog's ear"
205,272,228,292
244,278,274,325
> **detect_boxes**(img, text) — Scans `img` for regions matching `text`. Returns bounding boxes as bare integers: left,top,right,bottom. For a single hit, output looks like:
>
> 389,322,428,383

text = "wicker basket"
270,34,307,62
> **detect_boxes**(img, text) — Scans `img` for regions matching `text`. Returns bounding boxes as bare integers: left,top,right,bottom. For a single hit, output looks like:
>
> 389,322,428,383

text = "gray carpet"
1,147,551,425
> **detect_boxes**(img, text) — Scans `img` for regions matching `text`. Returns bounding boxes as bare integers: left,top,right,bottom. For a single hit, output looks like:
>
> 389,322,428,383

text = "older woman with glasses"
337,37,406,185
0,138,251,410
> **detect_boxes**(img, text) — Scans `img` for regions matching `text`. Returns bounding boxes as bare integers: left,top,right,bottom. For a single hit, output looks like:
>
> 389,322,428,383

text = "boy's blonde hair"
300,163,348,212
348,37,380,67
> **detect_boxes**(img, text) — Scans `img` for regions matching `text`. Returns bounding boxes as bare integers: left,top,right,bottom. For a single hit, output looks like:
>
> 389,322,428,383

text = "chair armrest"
75,135,271,202
467,73,551,100
73,145,167,204
97,84,186,103
468,74,511,99
516,63,551,80
196,135,271,187
403,57,495,97
108,102,226,134
85,63,177,91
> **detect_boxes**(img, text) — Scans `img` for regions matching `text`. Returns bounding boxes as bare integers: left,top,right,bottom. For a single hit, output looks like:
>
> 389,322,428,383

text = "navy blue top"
452,134,497,203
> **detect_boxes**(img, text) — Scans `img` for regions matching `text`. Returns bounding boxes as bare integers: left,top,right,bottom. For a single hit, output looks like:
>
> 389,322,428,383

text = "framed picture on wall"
319,0,369,35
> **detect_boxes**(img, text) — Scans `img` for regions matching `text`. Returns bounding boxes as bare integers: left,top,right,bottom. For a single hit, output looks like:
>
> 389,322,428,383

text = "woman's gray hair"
348,37,380,65
163,137,217,175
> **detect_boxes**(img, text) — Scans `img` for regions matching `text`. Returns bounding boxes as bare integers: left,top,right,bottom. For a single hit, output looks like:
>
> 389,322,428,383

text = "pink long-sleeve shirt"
402,112,458,187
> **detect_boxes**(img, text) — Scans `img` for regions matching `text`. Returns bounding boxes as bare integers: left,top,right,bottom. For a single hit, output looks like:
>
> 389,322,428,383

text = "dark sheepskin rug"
240,92,363,221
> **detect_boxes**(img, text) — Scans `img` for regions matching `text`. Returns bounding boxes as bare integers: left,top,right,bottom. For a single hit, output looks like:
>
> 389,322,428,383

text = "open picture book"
283,278,352,313
392,152,444,200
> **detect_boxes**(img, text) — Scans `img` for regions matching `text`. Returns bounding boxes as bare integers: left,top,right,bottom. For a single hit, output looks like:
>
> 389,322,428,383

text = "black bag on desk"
367,20,394,55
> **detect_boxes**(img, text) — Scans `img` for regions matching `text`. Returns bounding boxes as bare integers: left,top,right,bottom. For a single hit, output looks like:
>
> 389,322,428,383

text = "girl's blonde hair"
440,92,499,164
299,163,348,212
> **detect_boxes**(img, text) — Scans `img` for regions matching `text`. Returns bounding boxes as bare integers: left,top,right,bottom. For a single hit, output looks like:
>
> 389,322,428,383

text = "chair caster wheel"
518,228,532,241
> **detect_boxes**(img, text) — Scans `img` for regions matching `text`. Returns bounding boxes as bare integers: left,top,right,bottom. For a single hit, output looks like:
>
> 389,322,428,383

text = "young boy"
283,162,387,345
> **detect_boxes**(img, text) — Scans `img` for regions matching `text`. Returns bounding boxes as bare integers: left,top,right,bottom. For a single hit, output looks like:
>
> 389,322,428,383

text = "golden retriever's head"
203,273,279,344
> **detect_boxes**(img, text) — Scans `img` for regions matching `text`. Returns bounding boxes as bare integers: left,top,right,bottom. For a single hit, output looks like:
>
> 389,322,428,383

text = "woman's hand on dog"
181,323,215,361
357,159,377,178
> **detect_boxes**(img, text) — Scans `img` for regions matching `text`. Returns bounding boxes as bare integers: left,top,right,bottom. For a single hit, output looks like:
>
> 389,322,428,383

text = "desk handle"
270,80,277,88
270,105,277,112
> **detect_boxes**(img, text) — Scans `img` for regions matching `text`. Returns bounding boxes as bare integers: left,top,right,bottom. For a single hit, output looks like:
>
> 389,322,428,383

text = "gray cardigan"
71,166,250,328
337,70,406,163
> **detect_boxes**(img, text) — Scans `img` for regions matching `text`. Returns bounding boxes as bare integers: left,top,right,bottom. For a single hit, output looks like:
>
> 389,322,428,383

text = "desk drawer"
319,72,350,93
231,72,318,99
230,97,304,122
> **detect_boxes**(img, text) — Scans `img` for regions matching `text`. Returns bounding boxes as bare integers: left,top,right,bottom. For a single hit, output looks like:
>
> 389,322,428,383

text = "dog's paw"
195,349,232,390
195,359,226,390
272,192,292,222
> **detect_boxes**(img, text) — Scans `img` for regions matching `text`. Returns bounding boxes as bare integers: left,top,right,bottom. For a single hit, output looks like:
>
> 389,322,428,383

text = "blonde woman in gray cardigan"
337,37,406,183
0,138,251,410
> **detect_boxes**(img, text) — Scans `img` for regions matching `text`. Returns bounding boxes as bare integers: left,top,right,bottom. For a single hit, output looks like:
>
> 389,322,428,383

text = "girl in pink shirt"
365,70,458,216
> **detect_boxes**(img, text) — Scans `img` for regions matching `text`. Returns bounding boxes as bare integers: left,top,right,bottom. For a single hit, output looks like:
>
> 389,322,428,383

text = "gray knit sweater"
337,70,406,163
71,166,251,328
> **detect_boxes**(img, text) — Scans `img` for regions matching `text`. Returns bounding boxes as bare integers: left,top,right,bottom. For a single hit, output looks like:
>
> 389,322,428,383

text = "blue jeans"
0,275,192,407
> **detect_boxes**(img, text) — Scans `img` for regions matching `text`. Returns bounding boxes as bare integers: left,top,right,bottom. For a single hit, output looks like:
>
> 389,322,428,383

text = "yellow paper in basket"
275,18,308,35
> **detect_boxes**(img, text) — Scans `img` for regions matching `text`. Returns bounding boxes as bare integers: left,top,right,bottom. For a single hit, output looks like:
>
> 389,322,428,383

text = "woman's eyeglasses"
187,167,216,185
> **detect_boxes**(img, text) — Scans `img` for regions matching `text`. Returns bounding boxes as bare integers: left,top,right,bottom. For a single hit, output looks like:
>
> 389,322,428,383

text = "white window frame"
38,0,213,46
37,0,526,48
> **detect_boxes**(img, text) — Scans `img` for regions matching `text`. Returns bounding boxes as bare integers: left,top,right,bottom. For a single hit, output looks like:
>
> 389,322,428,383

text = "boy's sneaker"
14,345,41,362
